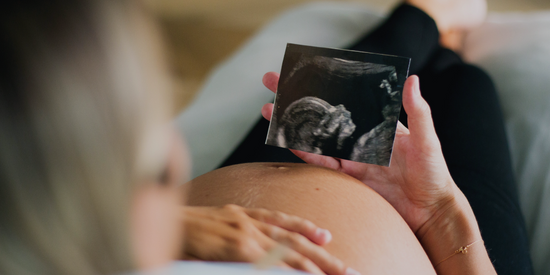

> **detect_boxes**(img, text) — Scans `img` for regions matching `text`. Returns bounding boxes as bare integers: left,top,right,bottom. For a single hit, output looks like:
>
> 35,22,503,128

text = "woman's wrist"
417,187,480,260
416,185,496,274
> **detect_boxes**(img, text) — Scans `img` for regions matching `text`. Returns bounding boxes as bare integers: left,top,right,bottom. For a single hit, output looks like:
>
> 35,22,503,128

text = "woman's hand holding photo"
262,73,453,231
261,72,496,274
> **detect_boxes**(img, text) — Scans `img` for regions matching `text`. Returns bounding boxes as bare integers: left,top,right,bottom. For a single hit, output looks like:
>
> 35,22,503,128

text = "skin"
405,0,487,33
184,162,437,275
129,131,353,275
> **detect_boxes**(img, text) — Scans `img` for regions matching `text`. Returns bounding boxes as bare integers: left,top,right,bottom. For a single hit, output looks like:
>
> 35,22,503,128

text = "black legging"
221,4,534,274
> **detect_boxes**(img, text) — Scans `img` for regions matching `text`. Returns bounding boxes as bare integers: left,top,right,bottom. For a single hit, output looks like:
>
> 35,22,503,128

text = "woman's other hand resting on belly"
262,73,497,275
180,204,352,275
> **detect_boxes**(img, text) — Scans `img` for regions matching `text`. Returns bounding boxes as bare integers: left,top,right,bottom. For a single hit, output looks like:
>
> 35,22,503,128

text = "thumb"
402,76,438,146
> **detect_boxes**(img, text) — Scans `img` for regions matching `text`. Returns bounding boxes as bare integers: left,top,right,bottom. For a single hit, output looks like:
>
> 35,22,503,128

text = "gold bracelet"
434,240,484,267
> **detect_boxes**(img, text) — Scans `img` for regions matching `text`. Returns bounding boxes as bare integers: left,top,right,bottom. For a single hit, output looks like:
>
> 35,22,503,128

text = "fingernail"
345,267,361,275
315,228,332,243
413,76,421,96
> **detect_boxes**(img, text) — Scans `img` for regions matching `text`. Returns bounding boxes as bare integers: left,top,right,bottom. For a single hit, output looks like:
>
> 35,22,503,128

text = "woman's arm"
261,73,496,274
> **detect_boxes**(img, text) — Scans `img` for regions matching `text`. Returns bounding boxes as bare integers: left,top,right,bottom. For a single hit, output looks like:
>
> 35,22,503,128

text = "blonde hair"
0,0,172,274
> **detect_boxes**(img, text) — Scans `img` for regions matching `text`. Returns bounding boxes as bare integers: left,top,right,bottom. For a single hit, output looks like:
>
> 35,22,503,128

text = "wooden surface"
143,0,550,112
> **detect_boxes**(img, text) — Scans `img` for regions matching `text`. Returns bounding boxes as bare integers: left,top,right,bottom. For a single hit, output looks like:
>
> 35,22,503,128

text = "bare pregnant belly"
184,163,435,275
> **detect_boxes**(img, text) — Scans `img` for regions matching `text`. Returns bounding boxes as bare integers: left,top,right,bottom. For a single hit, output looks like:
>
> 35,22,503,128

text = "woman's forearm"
417,185,497,275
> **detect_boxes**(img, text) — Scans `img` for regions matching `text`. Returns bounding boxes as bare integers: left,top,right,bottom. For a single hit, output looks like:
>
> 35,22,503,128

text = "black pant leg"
415,52,533,274
348,4,440,74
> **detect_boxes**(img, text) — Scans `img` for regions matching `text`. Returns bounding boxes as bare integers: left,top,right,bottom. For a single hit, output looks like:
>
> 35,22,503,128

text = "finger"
262,72,280,93
254,242,289,269
282,248,326,275
396,121,410,135
252,232,324,274
291,149,342,171
182,217,234,260
401,75,439,147
184,209,270,262
244,208,332,245
262,103,274,121
264,226,350,275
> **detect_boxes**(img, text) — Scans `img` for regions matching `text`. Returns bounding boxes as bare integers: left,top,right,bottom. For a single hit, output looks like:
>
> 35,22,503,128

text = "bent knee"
445,64,497,94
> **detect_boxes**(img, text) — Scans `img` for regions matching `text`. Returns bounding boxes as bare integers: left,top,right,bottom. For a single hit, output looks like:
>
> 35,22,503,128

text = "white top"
134,261,309,275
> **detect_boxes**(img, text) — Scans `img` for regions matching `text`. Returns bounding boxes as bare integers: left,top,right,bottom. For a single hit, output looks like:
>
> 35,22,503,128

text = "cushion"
176,3,550,274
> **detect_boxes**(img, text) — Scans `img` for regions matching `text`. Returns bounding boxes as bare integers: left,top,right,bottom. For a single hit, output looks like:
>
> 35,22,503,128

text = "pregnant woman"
0,0,533,274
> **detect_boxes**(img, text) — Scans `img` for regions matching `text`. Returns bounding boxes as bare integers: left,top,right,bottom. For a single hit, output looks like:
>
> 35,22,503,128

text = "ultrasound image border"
266,43,411,166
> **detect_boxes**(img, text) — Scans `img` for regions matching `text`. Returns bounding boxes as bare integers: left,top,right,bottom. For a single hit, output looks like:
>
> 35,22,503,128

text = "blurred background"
142,0,550,113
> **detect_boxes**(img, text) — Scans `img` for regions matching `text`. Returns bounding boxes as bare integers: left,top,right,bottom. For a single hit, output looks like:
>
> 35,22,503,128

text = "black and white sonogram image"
265,44,410,166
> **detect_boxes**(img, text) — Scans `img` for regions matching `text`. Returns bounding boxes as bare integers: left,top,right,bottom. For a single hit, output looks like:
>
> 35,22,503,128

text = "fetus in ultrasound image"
266,44,410,166
274,96,356,155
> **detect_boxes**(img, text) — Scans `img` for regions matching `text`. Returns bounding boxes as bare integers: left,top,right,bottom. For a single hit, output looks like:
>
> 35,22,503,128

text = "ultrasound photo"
265,44,410,166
